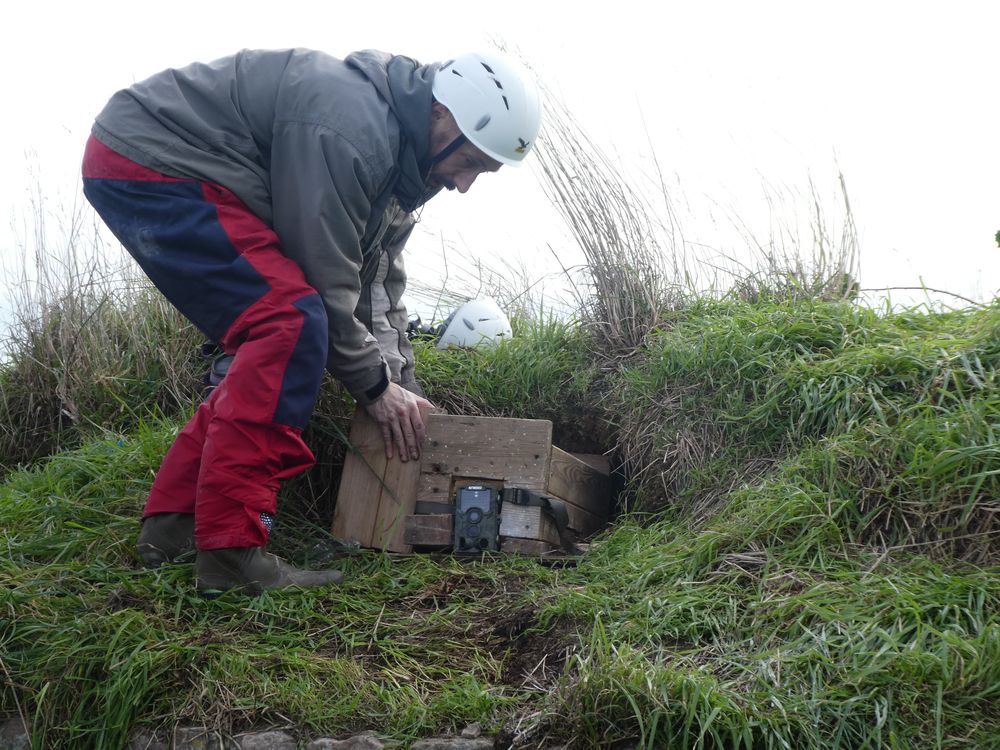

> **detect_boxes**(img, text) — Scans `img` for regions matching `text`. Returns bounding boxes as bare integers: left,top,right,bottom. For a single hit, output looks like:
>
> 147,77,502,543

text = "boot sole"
137,546,196,568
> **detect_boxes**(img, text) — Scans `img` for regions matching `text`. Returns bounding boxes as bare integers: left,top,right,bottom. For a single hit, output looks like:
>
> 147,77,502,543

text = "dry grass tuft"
533,92,682,355
0,203,203,468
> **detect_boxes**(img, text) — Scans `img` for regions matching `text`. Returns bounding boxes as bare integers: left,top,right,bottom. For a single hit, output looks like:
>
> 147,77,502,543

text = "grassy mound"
2,298,999,748
611,298,1000,559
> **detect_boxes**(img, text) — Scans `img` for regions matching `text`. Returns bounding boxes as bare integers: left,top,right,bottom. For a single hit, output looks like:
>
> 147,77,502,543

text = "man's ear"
431,101,450,121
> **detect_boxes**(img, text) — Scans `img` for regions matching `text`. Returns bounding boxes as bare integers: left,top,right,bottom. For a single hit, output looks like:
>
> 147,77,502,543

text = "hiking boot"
195,546,344,597
137,512,195,567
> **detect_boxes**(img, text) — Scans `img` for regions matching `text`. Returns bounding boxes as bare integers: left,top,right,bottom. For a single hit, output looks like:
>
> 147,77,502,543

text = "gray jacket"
91,48,441,404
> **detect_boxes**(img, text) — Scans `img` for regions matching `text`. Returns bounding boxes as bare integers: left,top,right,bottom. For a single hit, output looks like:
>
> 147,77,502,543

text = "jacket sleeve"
355,211,423,396
269,119,391,405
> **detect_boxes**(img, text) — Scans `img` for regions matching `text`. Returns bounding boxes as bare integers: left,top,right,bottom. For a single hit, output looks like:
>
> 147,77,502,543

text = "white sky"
1,0,998,326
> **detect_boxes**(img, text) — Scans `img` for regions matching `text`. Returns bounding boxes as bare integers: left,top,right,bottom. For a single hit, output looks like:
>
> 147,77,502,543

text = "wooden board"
498,497,606,542
499,504,560,544
417,473,451,503
371,448,423,551
420,415,552,490
540,496,605,536
571,453,612,475
330,410,387,548
331,406,430,552
548,447,611,517
500,537,559,556
404,514,453,547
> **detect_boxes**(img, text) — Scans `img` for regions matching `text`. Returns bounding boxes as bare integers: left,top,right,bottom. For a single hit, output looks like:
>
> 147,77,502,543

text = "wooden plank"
542,495,605,536
571,452,611,475
417,474,505,503
417,472,451,503
404,514,453,546
548,447,611,517
371,449,422,552
331,409,386,547
499,504,559,544
565,501,603,536
370,403,434,553
498,495,605,542
421,415,552,489
333,405,434,552
500,537,559,556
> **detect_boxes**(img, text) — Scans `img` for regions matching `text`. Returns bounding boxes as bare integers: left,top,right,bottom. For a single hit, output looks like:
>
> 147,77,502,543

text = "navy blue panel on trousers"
274,294,329,429
82,177,271,342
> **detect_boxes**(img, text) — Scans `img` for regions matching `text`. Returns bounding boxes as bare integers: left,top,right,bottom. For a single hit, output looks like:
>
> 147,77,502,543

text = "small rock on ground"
128,729,168,750
0,718,30,750
235,729,297,749
172,726,225,749
306,734,385,749
460,724,482,739
410,738,494,750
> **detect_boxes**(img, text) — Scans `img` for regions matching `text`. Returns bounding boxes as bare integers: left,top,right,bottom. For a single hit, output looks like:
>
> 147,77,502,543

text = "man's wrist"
362,370,390,403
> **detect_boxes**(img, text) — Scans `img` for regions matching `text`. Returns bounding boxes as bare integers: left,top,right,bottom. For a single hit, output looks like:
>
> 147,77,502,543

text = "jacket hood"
346,49,442,212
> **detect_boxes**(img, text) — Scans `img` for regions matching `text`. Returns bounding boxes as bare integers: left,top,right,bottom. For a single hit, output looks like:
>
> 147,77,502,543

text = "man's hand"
363,382,434,462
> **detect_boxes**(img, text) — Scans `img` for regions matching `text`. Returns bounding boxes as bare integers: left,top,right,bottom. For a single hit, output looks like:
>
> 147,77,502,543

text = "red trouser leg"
143,401,213,516
82,136,328,549
189,292,323,549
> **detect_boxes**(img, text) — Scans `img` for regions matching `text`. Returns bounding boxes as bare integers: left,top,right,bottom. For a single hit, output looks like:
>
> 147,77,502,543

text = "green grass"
0,427,569,748
3,299,1000,748
533,517,1000,748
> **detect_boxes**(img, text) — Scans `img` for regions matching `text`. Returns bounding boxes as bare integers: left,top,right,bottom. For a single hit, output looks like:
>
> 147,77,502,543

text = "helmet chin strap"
422,133,467,177
410,133,469,213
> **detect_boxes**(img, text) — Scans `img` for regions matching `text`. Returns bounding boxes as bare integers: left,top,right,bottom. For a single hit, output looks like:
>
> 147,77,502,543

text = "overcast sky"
2,0,998,326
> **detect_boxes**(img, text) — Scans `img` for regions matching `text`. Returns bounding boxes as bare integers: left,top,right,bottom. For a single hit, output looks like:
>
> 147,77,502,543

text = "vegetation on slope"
2,296,999,749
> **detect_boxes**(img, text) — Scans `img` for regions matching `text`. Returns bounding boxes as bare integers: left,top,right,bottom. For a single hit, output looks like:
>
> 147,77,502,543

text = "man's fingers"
413,413,427,447
390,417,408,463
405,422,420,460
380,423,394,460
366,384,435,462
396,410,417,461
407,400,427,454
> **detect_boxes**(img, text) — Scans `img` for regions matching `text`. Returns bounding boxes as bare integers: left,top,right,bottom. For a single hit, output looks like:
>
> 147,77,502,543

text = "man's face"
427,140,503,193
427,102,503,194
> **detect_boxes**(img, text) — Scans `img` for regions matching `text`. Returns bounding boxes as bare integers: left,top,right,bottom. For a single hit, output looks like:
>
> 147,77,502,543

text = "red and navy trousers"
82,135,326,550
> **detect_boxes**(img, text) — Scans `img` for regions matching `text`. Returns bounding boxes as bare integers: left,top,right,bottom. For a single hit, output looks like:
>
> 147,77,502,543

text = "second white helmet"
432,52,542,167
436,298,513,349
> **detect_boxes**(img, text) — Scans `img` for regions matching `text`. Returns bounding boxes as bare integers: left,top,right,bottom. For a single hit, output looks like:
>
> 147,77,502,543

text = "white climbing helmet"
436,298,513,349
432,51,542,167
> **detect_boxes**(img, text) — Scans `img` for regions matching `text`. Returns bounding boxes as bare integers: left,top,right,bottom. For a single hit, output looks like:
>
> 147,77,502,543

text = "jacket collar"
346,50,442,212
